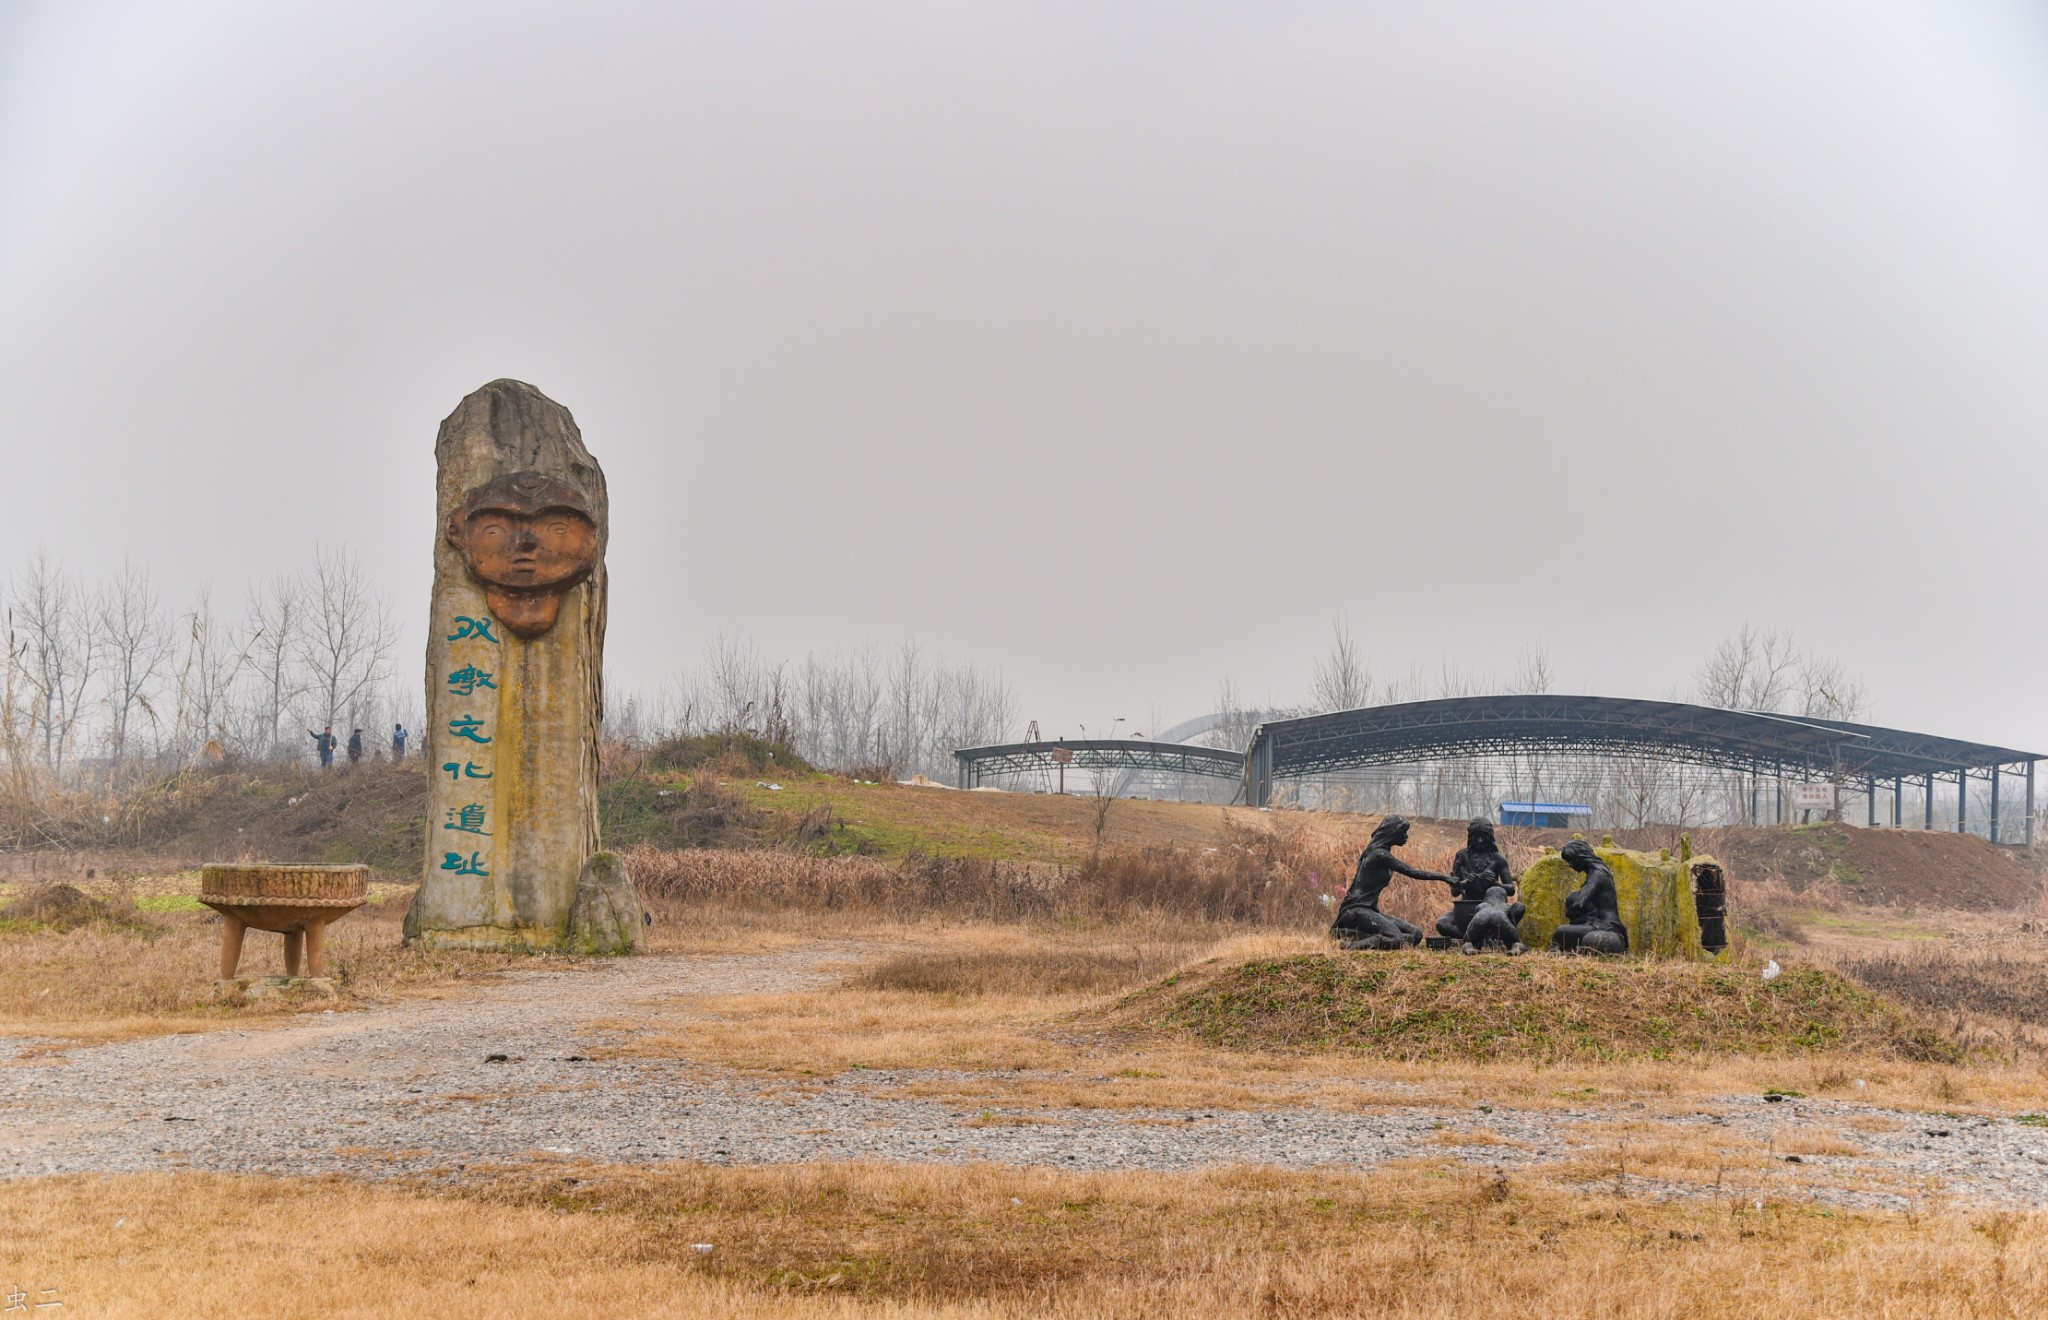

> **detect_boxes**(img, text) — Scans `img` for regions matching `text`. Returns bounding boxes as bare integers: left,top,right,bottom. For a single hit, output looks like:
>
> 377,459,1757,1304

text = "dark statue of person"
1461,885,1526,955
1552,839,1628,956
1331,815,1452,951
1435,817,1524,941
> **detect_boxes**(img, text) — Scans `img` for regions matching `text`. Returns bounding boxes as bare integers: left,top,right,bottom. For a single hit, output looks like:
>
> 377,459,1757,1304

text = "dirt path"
5,946,2045,1208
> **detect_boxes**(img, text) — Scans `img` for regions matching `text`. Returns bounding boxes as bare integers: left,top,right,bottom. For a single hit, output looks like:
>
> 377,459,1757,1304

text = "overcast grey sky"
4,1,2045,749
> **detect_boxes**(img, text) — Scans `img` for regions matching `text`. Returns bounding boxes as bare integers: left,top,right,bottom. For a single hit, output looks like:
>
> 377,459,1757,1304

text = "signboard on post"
1789,784,1834,811
1049,747,1074,764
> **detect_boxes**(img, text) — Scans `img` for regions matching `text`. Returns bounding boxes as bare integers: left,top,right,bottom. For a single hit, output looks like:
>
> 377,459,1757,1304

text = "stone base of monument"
214,976,338,1001
1517,836,1728,960
199,863,370,979
568,851,646,955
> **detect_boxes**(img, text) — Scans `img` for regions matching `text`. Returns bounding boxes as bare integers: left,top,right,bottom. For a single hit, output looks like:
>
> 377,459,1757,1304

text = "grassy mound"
1107,952,1961,1063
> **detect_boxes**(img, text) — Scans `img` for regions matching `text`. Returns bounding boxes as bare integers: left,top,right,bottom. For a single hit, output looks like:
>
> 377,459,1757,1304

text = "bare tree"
170,587,241,764
97,557,173,774
1309,616,1373,712
703,633,762,734
1795,651,1868,722
294,547,395,737
1207,676,1261,752
242,572,305,760
10,551,99,775
1513,645,1555,694
1695,623,1800,713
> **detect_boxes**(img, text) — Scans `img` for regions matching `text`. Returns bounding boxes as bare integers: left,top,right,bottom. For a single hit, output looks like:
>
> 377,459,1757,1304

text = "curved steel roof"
1245,694,2041,788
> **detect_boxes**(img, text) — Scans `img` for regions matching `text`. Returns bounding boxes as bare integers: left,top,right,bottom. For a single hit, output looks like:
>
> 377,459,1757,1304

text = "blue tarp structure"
1499,801,1593,828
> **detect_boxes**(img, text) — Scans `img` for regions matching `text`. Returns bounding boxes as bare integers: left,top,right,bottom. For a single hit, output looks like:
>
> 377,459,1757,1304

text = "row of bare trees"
607,635,1018,780
2,548,402,786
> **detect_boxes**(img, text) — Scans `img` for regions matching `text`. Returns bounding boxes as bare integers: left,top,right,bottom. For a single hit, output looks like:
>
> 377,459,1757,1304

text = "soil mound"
1103,951,1961,1063
2,882,117,930
1704,823,2037,910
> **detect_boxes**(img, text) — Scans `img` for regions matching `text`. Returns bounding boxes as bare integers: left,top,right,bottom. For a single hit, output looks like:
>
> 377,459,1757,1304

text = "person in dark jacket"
1331,814,1453,950
309,726,337,768
391,723,408,758
347,728,365,764
1552,839,1628,955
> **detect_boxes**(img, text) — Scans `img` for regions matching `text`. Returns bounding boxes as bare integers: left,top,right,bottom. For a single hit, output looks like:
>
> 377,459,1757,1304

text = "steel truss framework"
1239,695,2042,844
953,739,1247,788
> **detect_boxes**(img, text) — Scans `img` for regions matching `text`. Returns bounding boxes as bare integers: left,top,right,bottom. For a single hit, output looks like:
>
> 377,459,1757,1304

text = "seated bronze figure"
1436,817,1524,941
1461,885,1526,955
1552,839,1628,956
1331,815,1453,951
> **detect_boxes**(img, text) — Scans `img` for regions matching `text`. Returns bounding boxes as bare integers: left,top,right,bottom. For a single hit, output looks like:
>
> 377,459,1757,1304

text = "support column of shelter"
1893,777,1902,827
1925,773,1935,830
1990,767,2001,846
2028,761,2037,848
1867,776,1876,828
1958,772,1968,836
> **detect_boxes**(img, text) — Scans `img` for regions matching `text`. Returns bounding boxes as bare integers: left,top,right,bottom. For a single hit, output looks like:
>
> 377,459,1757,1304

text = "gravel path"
5,947,2046,1208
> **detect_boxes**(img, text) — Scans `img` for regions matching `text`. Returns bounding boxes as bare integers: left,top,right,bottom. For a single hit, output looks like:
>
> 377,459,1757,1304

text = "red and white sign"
1049,747,1074,764
1789,784,1834,810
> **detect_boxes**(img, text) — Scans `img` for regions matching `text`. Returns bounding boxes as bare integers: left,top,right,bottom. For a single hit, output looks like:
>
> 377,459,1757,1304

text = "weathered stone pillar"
404,379,643,953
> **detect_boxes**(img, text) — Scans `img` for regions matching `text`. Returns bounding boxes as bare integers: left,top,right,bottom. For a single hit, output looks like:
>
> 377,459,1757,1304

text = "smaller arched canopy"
953,738,1246,788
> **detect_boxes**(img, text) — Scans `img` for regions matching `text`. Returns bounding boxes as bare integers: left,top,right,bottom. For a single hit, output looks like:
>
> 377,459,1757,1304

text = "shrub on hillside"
646,733,811,776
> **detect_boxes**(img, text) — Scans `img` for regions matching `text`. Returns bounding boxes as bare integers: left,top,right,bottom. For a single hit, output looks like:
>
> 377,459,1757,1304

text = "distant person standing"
309,726,337,768
347,728,365,765
391,723,408,759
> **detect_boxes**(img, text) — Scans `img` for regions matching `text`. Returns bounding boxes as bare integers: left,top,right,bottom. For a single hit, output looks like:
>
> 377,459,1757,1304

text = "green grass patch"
134,894,206,913
1794,911,1946,942
1103,952,1963,1064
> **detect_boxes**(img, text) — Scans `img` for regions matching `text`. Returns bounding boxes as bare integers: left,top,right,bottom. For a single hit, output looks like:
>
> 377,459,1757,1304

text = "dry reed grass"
9,1163,2048,1318
1831,947,2048,1062
623,816,1448,932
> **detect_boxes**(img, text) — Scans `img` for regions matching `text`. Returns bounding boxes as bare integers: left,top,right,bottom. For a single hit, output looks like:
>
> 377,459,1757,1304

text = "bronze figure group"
1331,816,1629,957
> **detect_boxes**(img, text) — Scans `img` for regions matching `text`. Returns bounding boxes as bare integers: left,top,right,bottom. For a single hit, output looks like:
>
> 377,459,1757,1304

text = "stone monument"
403,379,644,954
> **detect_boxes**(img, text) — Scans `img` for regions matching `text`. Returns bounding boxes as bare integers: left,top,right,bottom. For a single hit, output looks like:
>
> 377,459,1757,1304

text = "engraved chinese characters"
404,380,644,953
437,615,499,884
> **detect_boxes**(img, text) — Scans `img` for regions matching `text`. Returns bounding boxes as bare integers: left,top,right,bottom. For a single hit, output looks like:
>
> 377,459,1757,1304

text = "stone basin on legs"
199,863,370,979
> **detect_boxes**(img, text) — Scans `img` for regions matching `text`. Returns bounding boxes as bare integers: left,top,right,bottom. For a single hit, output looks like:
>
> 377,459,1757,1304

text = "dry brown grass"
1110,948,1963,1063
0,885,538,1044
1833,948,2048,1058
10,1162,2048,1318
851,944,1192,996
608,922,2048,1120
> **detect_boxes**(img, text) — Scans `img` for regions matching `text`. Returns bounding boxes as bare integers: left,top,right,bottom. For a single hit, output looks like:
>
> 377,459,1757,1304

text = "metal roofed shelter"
953,738,1246,792
1239,694,2043,845
1499,802,1593,829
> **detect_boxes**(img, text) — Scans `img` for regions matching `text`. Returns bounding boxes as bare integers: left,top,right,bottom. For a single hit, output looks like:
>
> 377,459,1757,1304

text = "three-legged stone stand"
216,911,339,978
199,863,369,994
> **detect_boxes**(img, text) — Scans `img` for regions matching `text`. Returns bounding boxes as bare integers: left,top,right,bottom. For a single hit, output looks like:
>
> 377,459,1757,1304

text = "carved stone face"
447,472,599,639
